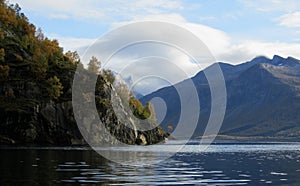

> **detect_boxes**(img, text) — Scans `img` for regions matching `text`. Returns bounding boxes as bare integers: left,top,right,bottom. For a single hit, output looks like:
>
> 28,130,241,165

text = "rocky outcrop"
0,1,168,146
0,70,168,145
71,70,168,146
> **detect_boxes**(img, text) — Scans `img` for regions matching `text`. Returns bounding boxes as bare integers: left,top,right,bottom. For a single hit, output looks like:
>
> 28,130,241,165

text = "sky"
9,0,300,94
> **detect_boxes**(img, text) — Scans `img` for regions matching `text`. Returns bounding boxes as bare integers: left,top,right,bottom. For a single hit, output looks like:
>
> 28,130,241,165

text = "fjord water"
1,140,300,185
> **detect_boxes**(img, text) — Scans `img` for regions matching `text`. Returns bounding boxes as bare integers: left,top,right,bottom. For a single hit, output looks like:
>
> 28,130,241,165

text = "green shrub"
47,76,63,100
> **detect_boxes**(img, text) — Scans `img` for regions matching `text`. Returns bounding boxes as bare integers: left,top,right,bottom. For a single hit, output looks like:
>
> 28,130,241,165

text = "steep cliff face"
0,1,167,145
0,69,167,145
70,70,167,146
0,80,78,145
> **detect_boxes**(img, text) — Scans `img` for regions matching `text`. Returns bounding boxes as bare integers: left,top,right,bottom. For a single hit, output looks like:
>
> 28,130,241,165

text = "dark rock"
0,71,166,146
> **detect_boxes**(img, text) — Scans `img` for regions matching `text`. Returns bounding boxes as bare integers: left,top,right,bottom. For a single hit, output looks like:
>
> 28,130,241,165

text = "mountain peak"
250,56,271,64
249,55,300,67
272,55,284,62
270,55,286,66
286,56,300,62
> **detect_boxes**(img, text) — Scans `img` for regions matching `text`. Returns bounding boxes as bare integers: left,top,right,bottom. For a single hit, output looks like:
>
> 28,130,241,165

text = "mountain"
0,1,167,145
141,55,300,139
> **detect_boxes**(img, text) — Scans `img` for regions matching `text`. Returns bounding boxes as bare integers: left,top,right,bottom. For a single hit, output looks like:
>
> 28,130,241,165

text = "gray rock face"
0,71,167,145
141,55,300,139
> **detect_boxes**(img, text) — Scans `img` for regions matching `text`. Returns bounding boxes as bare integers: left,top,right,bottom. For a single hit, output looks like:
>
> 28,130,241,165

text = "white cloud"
218,40,300,63
10,0,106,20
111,14,230,63
118,14,300,63
10,0,182,21
13,0,298,60
277,12,300,27
240,0,300,12
53,14,300,66
46,34,96,55
8,0,300,95
132,0,183,11
38,12,300,94
110,13,186,28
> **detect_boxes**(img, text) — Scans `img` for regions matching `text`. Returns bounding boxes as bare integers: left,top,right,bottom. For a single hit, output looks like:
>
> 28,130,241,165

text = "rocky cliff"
0,69,167,145
0,1,167,145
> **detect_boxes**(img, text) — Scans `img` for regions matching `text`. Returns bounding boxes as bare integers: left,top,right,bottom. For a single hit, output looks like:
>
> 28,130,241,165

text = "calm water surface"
1,140,300,185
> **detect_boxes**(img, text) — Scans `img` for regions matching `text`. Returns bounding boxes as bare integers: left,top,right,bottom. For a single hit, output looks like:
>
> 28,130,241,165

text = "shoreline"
196,134,300,142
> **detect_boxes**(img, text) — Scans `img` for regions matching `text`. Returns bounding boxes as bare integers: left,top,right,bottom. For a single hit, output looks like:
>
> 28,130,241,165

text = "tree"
65,51,80,64
31,47,48,79
87,56,101,74
128,97,153,120
13,3,21,16
0,65,9,80
42,38,64,64
47,76,63,100
102,69,115,84
0,28,4,40
0,48,5,62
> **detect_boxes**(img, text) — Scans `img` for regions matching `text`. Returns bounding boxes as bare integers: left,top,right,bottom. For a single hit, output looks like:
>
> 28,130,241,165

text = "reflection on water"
1,140,300,185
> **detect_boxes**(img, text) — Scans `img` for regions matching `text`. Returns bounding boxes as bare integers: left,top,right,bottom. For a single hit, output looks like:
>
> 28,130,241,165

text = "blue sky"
9,0,300,94
10,0,300,62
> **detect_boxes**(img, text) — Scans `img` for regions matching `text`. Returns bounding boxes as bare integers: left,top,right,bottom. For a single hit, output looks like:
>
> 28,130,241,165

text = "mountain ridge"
141,55,300,139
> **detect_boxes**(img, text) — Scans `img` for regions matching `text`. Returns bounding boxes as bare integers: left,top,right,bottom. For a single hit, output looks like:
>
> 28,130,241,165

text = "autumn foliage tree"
129,97,151,120
0,0,89,83
65,51,80,63
0,1,36,41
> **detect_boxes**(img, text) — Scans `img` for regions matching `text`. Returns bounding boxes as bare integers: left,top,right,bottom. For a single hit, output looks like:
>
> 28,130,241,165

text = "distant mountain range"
141,55,300,139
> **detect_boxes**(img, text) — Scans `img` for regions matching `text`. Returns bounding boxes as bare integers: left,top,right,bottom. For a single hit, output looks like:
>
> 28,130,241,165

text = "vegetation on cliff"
0,1,168,145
